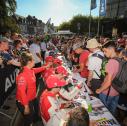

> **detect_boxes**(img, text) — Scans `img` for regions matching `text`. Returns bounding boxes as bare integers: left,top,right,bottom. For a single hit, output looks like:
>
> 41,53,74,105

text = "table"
57,55,121,126
71,73,120,126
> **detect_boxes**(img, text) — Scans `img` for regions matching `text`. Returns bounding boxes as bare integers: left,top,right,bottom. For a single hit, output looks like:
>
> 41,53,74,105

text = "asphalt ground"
0,77,125,126
0,78,45,126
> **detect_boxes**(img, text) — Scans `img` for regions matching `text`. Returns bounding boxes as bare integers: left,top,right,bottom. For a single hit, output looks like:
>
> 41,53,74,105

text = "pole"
116,0,120,17
89,0,92,37
97,0,101,37
110,0,112,17
101,24,104,35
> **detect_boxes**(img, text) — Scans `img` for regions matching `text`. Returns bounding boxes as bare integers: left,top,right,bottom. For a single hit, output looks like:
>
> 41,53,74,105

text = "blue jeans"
99,93,119,115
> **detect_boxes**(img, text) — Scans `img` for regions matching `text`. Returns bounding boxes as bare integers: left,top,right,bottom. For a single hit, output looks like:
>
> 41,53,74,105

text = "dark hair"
102,41,116,49
67,107,90,126
36,38,40,42
102,41,117,52
20,52,33,73
13,39,21,47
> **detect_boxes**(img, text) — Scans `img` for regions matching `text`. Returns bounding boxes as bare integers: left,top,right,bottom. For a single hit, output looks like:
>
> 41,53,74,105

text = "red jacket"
43,67,55,81
16,66,45,106
40,90,67,125
40,90,56,122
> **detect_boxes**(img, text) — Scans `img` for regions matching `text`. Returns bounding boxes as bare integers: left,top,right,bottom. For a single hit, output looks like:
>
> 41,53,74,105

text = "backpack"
100,57,108,81
92,53,108,81
112,58,127,94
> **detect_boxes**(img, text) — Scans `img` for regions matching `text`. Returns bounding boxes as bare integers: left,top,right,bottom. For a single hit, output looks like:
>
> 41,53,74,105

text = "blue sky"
16,0,99,26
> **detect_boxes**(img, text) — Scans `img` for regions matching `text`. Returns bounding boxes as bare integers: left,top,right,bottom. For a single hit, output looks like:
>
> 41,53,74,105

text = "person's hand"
63,122,67,126
96,89,101,94
24,105,30,115
77,83,83,89
44,63,52,69
87,81,91,88
90,120,97,126
73,66,78,73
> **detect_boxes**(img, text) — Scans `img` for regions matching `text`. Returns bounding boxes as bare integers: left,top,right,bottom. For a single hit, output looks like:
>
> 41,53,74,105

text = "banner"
0,65,19,106
100,0,106,16
91,0,97,10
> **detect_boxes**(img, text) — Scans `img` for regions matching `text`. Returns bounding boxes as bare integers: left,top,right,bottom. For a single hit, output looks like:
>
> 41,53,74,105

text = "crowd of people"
0,32,127,126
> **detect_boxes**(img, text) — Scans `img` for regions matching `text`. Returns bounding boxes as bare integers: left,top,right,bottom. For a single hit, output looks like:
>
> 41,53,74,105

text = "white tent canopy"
52,30,75,35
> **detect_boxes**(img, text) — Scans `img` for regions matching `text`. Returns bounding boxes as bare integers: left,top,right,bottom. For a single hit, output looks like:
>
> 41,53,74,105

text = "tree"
0,16,20,33
70,15,90,34
59,22,71,30
0,0,17,17
58,14,99,35
0,0,19,33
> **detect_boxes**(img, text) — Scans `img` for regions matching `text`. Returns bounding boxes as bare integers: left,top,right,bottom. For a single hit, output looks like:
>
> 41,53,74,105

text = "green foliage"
58,14,101,35
5,16,20,33
0,0,17,16
0,16,20,33
0,0,19,33
59,22,71,30
70,15,90,34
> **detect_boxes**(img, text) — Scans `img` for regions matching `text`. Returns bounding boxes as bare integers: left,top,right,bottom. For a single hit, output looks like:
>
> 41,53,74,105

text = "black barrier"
0,65,19,107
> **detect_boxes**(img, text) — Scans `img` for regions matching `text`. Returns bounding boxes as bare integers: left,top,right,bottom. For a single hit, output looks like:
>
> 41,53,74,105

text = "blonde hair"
20,52,33,73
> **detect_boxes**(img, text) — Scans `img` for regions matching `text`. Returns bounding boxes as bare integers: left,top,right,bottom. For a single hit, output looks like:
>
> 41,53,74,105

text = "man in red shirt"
73,42,90,78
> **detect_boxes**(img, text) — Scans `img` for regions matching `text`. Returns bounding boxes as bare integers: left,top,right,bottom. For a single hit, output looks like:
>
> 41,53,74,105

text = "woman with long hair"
16,52,48,126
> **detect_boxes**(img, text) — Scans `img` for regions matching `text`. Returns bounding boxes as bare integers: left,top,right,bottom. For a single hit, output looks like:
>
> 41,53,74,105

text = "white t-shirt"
29,43,41,64
22,43,28,50
40,42,47,51
88,50,104,79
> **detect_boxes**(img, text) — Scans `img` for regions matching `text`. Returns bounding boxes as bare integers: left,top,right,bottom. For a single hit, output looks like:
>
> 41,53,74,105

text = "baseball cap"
0,37,8,43
46,75,66,88
73,43,82,50
56,66,68,76
86,38,100,49
45,56,54,63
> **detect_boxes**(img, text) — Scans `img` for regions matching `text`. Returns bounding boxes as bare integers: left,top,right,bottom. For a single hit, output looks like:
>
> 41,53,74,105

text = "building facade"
12,14,56,35
106,0,127,18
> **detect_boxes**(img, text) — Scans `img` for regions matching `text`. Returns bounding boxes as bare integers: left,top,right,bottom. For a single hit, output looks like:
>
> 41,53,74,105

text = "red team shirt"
79,50,90,78
16,66,45,106
40,90,56,122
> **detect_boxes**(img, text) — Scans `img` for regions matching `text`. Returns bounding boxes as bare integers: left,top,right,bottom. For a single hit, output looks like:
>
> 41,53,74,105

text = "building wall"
106,0,127,18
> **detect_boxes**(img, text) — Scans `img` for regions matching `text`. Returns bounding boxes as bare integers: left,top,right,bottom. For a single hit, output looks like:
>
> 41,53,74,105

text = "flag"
91,0,97,10
100,0,106,16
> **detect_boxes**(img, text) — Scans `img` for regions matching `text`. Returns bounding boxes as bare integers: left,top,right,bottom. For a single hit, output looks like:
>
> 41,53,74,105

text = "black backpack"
112,58,127,94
